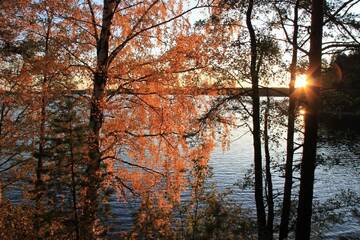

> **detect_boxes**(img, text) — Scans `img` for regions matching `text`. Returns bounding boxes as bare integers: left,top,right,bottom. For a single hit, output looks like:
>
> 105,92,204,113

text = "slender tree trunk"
83,0,116,238
279,1,299,239
69,121,80,240
0,182,2,206
295,0,323,239
246,1,268,239
264,96,274,240
0,103,5,147
35,16,52,237
36,93,46,188
0,103,4,205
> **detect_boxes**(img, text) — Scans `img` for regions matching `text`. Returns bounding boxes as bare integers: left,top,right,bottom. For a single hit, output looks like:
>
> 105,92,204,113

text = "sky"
89,0,359,88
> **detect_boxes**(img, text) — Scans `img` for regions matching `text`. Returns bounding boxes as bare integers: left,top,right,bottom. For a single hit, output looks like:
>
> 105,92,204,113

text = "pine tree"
37,95,88,239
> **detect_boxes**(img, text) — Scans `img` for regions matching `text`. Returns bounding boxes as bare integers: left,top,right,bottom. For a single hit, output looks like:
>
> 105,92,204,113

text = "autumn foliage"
1,0,359,239
0,0,230,239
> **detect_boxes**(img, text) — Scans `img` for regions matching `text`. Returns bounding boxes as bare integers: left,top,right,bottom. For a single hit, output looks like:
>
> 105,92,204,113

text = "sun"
295,74,308,88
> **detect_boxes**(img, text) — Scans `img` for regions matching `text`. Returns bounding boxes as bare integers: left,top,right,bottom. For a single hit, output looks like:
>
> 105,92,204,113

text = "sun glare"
295,74,308,88
299,109,306,115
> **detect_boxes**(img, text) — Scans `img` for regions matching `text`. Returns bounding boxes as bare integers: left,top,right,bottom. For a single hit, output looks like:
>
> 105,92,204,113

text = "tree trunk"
69,119,80,240
279,1,299,239
246,1,268,239
295,0,323,239
83,0,116,238
264,96,273,240
83,72,106,238
35,15,52,237
0,103,5,205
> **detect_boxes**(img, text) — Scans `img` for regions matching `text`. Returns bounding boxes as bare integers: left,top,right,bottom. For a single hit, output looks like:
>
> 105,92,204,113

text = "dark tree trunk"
69,121,80,240
295,0,323,239
0,103,5,204
36,22,51,199
246,1,268,239
83,72,106,238
264,97,274,240
279,1,299,239
83,0,116,238
35,16,52,237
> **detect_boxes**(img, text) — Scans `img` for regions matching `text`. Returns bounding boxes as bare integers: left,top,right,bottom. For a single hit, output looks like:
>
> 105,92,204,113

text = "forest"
0,0,359,239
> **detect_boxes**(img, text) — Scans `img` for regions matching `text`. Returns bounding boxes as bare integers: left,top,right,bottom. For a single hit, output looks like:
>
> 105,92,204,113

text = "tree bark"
264,96,274,240
83,0,116,238
279,1,299,239
35,14,52,237
295,0,323,239
246,1,268,239
0,103,5,205
69,118,80,240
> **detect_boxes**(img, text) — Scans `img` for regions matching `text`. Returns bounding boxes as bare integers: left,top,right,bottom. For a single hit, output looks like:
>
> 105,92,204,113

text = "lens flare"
295,74,308,88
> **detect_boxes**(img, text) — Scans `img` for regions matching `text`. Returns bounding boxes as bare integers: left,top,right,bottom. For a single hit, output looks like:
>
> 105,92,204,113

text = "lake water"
3,97,359,239
106,124,360,239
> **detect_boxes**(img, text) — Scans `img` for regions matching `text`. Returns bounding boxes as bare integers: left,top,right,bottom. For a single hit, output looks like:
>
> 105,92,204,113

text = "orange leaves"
113,13,132,38
1,1,233,234
165,34,205,70
159,3,167,19
102,90,217,213
0,202,37,240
